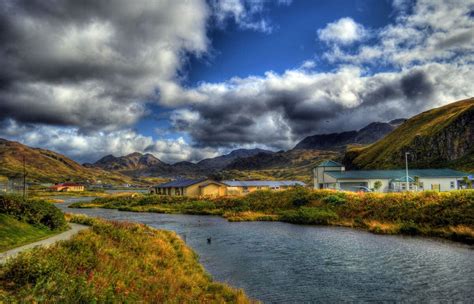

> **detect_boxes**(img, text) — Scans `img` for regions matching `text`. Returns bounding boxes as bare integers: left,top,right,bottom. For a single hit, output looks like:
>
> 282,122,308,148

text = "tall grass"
0,216,251,303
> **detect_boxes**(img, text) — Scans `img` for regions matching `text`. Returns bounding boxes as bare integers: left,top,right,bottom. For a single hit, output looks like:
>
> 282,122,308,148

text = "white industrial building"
313,160,468,192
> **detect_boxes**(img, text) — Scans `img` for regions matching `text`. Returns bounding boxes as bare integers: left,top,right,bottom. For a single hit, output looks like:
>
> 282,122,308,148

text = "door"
431,184,440,191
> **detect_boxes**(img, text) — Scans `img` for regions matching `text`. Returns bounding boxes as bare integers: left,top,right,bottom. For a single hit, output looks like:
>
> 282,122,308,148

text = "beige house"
151,178,227,197
313,160,467,192
151,179,306,197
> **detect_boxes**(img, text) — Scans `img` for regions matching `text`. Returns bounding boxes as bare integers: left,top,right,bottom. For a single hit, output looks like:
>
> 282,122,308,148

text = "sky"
0,0,473,164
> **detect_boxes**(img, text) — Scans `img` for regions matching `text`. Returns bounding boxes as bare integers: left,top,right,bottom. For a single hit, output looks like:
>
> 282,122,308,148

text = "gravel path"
0,223,89,264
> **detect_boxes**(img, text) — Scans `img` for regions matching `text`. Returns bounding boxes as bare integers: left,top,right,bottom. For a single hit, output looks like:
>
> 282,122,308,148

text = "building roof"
317,160,343,167
222,180,306,187
50,182,83,188
325,169,468,180
155,178,207,188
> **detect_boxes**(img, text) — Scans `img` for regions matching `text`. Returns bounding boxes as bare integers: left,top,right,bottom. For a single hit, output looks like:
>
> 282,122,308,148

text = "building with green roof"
313,161,468,192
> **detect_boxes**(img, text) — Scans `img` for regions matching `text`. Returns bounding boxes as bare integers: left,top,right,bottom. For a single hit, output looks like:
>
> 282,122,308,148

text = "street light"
405,152,410,191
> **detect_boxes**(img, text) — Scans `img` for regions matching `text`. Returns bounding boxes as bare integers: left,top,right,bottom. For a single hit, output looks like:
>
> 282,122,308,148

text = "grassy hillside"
0,138,131,184
0,216,250,303
344,98,474,171
0,214,59,252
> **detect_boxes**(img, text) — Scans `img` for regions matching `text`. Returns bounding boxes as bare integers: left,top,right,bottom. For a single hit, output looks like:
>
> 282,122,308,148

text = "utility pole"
405,152,410,192
22,156,27,198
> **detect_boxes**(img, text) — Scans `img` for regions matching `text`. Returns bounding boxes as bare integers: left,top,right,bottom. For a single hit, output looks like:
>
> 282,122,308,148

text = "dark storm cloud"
362,70,434,107
0,0,208,131
171,65,457,150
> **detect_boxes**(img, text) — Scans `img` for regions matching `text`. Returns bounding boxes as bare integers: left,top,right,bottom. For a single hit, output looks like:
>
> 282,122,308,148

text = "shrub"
322,195,346,206
279,207,338,225
398,221,420,235
0,194,66,230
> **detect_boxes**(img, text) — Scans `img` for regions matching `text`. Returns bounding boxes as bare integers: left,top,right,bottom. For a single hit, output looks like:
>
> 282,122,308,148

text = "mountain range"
1,98,472,184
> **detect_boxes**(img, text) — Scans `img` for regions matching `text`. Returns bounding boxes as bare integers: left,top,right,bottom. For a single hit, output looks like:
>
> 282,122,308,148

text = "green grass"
0,216,251,303
0,214,60,252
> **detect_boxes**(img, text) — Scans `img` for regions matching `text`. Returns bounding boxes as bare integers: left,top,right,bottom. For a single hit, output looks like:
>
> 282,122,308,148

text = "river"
57,197,473,303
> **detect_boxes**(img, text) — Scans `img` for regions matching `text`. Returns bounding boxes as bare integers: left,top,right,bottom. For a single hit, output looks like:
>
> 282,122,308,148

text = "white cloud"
210,0,291,33
0,120,219,164
324,0,474,66
317,17,367,45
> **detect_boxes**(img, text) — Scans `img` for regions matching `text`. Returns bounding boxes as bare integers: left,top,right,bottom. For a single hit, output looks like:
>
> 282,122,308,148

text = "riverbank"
69,189,474,244
0,214,251,303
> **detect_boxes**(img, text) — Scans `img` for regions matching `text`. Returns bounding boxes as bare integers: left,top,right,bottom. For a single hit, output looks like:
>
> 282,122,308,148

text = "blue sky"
186,0,395,85
0,0,473,163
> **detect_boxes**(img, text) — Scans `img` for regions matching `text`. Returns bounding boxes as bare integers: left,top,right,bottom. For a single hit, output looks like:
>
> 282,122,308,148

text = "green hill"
344,98,474,171
0,138,131,184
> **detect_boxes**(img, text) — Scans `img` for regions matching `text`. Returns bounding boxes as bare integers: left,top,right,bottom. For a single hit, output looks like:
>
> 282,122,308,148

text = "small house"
50,183,85,192
151,178,227,197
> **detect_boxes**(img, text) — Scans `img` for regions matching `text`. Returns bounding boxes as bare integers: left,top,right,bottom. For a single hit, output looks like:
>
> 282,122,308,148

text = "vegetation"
0,194,67,231
344,98,474,171
70,189,474,244
0,215,250,303
0,195,68,251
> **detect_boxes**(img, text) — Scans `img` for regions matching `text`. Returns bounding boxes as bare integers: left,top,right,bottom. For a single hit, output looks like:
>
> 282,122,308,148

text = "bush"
279,207,338,225
322,195,346,206
398,221,420,235
0,194,66,230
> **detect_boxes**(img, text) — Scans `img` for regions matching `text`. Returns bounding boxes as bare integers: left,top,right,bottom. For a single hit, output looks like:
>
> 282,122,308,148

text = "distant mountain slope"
89,152,164,171
198,148,273,171
293,120,405,150
221,149,340,184
343,98,474,171
88,148,274,178
0,138,130,184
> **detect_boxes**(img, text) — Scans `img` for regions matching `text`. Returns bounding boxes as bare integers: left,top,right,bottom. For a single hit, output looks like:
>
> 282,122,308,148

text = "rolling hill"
343,98,474,171
0,138,130,184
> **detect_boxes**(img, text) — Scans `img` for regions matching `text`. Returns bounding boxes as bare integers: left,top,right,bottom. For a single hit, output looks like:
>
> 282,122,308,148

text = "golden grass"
224,211,278,222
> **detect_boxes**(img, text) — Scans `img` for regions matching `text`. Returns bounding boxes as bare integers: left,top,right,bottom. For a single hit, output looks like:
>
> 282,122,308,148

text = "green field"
0,214,60,252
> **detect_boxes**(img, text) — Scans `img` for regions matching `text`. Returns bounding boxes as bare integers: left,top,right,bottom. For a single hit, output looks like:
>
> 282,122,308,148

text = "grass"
0,215,251,303
0,214,61,252
70,188,474,244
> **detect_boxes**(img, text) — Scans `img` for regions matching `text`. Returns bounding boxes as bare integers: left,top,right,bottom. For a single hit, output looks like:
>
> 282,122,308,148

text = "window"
419,182,424,189
450,181,455,189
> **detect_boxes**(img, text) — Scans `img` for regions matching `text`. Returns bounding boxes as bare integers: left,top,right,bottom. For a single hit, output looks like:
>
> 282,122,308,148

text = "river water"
57,197,473,303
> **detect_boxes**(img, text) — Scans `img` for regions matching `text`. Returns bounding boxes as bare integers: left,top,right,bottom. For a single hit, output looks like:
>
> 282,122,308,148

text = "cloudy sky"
1,0,473,163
